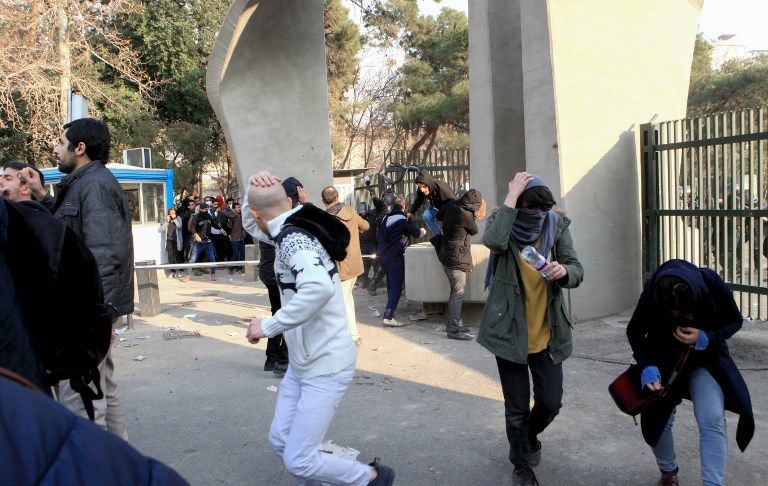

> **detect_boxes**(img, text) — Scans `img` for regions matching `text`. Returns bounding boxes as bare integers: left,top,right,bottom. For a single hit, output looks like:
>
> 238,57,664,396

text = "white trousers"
269,365,372,486
57,347,129,440
340,277,359,341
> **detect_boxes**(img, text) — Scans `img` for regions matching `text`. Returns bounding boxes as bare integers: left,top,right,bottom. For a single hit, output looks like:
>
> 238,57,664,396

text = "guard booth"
41,163,175,265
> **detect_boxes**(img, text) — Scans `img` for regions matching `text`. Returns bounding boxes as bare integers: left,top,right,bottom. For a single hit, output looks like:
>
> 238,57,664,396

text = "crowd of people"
0,117,756,486
161,193,246,280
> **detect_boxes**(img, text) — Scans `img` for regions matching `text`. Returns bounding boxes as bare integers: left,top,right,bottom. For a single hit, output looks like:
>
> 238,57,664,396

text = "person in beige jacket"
322,186,369,345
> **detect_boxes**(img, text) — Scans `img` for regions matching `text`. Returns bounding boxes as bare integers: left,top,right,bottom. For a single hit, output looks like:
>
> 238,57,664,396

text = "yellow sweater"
517,252,551,354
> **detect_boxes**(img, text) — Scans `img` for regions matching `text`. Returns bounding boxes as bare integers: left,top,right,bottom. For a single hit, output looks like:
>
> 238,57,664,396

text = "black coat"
2,199,112,391
0,200,45,390
627,259,754,451
47,161,134,317
411,170,455,213
436,189,481,272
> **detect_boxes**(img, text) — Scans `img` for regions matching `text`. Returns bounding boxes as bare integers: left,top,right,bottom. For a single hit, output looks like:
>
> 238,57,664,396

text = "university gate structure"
206,0,706,321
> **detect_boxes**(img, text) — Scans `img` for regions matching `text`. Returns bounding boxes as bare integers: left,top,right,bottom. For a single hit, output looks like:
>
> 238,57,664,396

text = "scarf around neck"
484,209,559,289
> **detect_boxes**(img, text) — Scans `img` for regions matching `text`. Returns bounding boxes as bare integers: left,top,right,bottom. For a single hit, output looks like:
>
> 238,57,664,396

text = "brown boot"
658,472,679,486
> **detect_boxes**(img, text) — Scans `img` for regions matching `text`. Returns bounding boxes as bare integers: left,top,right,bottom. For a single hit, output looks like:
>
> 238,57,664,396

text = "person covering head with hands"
478,171,583,486
243,171,395,486
243,175,309,375
626,259,754,486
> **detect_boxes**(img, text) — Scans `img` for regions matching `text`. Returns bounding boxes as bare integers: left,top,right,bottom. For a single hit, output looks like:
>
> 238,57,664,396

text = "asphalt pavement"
112,273,768,485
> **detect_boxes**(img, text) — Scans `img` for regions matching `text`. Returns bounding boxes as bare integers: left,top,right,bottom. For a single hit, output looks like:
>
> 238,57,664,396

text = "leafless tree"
0,0,152,161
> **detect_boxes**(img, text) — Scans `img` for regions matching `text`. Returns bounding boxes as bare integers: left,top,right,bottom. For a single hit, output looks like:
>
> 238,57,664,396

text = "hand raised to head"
503,172,533,209
249,171,281,188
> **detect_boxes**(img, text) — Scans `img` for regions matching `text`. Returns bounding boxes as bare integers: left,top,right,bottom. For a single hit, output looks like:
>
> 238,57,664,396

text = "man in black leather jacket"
26,118,133,439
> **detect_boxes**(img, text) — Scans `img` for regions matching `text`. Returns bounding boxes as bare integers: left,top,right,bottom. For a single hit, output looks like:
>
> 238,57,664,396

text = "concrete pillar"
244,244,259,283
468,0,526,219
135,261,161,318
469,0,703,320
206,0,334,197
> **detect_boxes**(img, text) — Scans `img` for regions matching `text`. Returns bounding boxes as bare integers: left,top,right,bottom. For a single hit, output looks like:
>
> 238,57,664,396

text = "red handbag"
609,348,690,416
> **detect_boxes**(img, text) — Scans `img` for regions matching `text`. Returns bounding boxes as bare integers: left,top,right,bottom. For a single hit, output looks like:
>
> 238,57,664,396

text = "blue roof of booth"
41,163,172,185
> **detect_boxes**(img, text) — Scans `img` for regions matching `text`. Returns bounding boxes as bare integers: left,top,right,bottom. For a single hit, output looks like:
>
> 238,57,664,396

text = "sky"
699,0,768,51
416,0,768,51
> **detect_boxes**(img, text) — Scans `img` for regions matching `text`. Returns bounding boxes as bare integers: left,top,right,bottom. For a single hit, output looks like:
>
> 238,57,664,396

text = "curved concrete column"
206,0,333,196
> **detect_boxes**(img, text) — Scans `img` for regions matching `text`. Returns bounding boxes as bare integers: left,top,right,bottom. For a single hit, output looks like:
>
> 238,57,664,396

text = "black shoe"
264,360,275,372
529,439,542,467
273,362,288,375
447,331,473,341
368,457,395,486
512,466,539,486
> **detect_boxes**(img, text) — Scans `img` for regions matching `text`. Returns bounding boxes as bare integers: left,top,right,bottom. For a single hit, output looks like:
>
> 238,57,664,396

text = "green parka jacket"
476,206,583,365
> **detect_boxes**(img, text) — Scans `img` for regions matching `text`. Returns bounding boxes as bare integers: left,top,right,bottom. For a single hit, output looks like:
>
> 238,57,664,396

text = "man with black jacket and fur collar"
243,172,394,486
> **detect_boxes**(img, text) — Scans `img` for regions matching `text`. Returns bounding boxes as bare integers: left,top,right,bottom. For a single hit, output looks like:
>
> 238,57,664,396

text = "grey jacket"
46,162,135,317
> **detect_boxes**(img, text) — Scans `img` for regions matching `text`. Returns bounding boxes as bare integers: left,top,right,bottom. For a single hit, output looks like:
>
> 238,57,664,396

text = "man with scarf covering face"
477,172,583,486
626,259,754,486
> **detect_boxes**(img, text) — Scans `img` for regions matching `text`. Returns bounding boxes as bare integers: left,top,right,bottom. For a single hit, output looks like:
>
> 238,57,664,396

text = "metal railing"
133,256,380,271
641,107,768,320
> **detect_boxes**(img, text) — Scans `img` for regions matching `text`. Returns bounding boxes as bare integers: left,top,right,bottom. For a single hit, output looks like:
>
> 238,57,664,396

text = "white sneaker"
418,228,427,238
382,317,406,327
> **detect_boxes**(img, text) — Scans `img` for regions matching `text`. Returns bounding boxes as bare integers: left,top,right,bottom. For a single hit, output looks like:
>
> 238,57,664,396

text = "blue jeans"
382,256,405,319
652,367,727,485
231,240,244,270
188,240,217,275
422,206,441,235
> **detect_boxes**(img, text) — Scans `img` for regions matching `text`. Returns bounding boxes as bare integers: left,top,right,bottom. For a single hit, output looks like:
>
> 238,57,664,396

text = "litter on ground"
319,440,360,461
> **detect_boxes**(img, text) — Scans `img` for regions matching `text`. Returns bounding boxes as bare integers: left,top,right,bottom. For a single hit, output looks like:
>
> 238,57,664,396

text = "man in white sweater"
244,172,395,486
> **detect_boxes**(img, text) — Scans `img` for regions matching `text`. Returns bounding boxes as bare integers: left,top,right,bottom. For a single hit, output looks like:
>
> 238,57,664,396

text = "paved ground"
112,273,768,485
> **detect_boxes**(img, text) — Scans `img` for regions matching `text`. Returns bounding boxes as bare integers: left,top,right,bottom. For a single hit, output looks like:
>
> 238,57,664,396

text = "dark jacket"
411,170,455,214
216,206,238,234
477,206,583,365
0,373,188,485
258,241,277,286
179,208,194,242
436,189,481,272
627,259,754,451
230,211,244,241
2,199,112,393
360,206,385,253
0,200,45,390
376,210,421,260
47,161,134,317
189,211,217,242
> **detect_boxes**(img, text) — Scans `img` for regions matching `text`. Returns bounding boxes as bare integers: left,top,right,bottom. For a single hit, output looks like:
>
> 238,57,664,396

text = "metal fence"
354,148,470,204
641,107,768,320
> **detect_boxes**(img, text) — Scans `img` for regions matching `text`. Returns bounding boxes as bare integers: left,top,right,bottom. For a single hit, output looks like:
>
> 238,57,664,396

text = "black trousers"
496,350,563,467
264,281,288,365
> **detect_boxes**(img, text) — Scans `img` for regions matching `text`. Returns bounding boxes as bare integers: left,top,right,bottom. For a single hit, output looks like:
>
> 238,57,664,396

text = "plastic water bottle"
521,246,552,278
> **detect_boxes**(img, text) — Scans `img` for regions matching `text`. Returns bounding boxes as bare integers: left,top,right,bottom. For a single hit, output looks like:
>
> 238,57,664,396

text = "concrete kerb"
115,274,767,485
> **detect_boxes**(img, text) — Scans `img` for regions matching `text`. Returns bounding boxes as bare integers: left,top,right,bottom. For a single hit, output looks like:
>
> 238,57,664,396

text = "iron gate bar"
655,131,768,150
642,105,768,320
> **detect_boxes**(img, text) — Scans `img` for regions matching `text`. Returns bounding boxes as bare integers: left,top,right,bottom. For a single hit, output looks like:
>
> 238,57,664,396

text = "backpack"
3,200,112,420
